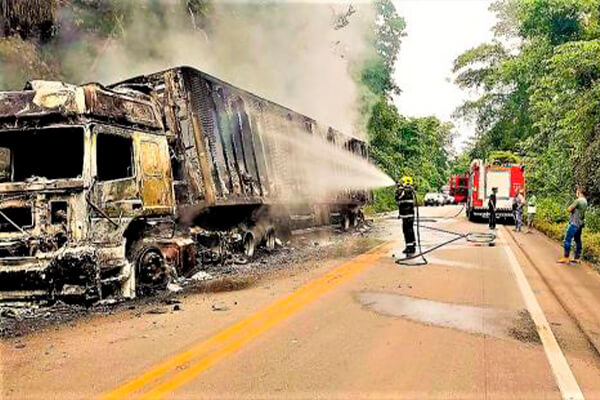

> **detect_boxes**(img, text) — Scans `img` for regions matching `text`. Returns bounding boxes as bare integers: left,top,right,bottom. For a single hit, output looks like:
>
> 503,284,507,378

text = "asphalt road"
4,206,600,399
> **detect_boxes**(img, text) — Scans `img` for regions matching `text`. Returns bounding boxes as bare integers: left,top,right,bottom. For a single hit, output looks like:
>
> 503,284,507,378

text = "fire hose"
395,192,495,266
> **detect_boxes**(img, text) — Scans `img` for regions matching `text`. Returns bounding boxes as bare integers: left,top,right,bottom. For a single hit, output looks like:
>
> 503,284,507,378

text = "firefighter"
396,176,416,256
489,187,498,230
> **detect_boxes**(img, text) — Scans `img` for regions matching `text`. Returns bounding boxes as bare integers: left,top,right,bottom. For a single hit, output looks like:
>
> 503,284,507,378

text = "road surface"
4,206,600,399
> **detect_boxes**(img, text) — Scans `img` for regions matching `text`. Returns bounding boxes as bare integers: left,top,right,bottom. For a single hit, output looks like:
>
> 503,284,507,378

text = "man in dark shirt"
489,187,498,230
396,176,416,256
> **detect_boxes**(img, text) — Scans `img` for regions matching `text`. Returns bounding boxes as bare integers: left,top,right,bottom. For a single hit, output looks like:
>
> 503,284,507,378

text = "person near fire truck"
489,187,498,230
514,189,525,232
527,192,537,233
396,176,416,256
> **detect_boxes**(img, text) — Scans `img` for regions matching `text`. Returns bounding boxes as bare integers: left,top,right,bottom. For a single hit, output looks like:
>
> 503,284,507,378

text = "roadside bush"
535,197,569,224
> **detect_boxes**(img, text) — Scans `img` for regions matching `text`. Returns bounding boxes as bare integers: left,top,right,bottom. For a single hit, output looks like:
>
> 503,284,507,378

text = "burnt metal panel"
183,74,228,199
84,85,163,130
0,91,55,118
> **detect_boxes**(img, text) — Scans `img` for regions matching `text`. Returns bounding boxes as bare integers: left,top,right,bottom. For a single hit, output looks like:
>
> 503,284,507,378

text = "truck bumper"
0,248,132,303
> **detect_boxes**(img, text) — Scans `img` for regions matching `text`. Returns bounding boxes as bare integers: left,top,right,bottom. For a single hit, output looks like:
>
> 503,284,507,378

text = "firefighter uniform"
395,177,416,255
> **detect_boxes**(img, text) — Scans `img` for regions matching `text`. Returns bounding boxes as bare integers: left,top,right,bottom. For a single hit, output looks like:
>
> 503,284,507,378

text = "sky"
392,0,497,152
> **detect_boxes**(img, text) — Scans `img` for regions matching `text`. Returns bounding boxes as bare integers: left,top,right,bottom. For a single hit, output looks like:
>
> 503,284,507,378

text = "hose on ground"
395,193,495,266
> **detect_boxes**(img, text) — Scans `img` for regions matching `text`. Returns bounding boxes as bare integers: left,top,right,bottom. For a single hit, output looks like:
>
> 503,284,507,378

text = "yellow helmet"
401,176,413,186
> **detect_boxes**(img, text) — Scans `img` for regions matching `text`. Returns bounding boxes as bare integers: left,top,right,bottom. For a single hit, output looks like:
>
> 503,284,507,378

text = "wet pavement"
356,292,532,341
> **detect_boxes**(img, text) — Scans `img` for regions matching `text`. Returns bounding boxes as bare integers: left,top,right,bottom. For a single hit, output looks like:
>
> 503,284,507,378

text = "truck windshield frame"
0,127,85,184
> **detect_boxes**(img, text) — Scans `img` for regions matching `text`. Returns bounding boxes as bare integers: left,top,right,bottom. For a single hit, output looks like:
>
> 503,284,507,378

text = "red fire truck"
466,159,525,222
449,174,469,203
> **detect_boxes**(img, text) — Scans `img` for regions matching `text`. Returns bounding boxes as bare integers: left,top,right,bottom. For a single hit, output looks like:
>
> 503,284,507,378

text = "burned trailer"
111,66,371,246
0,66,371,302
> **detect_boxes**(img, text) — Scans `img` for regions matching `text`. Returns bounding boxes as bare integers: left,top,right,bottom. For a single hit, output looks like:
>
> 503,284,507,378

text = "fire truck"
466,159,525,222
449,174,469,203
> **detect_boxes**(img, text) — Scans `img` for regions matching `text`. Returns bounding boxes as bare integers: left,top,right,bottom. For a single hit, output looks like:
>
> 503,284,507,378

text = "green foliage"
488,151,519,165
373,0,406,90
0,0,58,39
0,36,57,89
367,99,453,195
358,0,405,101
366,187,397,214
450,152,471,175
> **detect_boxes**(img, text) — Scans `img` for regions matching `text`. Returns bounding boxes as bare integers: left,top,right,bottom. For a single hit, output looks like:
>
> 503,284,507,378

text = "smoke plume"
81,1,375,137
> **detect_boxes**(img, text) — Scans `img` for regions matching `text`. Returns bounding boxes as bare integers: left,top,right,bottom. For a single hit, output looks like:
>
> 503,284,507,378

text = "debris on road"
0,225,379,338
146,308,168,315
211,302,229,312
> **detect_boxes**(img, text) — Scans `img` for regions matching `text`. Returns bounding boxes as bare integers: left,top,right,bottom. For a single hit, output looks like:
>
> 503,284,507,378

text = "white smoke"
87,1,375,137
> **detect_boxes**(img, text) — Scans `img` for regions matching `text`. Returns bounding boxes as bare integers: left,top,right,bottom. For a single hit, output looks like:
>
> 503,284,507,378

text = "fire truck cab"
449,174,469,204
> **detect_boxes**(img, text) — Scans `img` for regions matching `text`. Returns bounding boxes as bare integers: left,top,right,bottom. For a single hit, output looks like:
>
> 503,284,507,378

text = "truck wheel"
342,213,351,231
350,212,359,228
135,247,169,296
265,227,276,251
243,231,256,257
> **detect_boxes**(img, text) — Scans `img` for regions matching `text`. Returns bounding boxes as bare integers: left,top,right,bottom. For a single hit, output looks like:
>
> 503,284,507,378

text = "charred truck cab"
0,67,371,303
0,81,181,302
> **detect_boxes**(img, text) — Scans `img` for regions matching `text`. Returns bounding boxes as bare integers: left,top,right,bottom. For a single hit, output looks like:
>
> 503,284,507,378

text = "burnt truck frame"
0,66,370,303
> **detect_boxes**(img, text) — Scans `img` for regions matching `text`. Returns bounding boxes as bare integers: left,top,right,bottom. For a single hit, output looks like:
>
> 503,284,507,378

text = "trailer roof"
110,66,366,145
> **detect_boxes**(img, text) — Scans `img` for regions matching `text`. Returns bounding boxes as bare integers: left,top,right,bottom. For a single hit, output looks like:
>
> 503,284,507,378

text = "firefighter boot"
404,245,416,257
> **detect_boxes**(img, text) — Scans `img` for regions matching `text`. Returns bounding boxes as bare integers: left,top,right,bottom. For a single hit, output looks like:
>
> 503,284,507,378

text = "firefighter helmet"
401,176,413,186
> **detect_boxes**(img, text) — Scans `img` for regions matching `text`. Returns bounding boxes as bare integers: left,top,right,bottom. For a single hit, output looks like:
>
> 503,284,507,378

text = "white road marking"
499,228,584,400
425,256,479,269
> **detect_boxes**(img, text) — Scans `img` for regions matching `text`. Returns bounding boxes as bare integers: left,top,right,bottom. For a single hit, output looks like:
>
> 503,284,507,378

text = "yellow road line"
102,241,393,400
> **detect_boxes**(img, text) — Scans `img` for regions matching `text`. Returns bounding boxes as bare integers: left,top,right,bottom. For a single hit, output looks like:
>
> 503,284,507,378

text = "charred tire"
135,247,169,296
265,227,276,251
350,212,359,228
243,231,256,258
342,213,351,231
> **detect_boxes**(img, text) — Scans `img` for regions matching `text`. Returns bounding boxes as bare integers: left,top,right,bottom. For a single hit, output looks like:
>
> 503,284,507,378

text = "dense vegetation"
454,0,600,261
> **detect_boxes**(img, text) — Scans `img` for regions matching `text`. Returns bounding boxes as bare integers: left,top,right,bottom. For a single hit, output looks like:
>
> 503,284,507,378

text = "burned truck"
0,66,371,303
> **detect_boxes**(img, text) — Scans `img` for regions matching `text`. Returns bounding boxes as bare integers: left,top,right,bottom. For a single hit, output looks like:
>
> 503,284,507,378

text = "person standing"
395,176,416,256
489,187,498,230
527,192,537,233
514,189,525,232
558,186,588,264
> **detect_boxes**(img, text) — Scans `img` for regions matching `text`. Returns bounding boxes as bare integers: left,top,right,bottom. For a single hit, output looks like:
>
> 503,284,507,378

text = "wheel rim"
136,248,168,294
265,229,276,250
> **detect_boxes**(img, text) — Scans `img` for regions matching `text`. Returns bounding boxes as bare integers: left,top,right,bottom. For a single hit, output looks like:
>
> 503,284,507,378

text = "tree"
0,0,58,40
